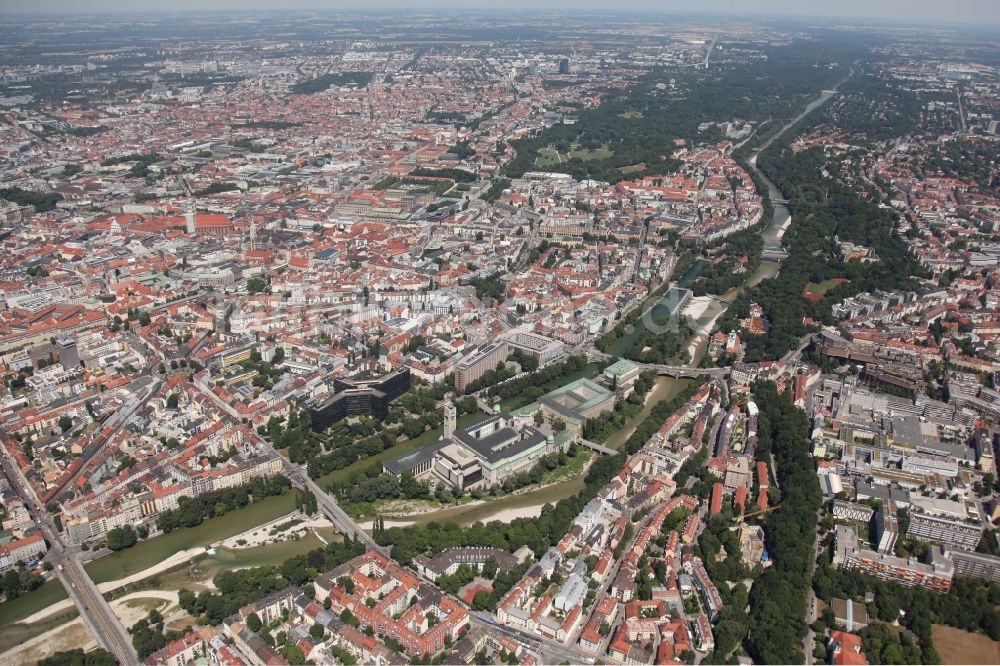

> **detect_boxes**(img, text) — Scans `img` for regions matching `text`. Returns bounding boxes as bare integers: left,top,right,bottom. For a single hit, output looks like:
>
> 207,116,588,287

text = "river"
413,83,854,526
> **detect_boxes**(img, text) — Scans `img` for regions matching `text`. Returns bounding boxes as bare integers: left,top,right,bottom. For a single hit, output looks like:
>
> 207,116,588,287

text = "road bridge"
283,464,387,555
577,438,618,456
0,451,136,663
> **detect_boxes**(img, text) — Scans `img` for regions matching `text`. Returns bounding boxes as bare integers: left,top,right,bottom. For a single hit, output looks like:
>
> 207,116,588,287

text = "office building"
874,499,899,555
501,330,565,365
309,368,411,431
833,525,952,592
946,548,1000,584
56,334,80,370
454,341,508,392
906,496,982,550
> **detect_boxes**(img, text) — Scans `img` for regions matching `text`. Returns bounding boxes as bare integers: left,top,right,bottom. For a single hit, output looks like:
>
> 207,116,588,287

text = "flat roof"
454,414,549,465
383,440,446,475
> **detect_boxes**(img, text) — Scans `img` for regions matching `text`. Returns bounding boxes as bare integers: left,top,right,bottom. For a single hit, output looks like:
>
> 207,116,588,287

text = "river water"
358,83,849,527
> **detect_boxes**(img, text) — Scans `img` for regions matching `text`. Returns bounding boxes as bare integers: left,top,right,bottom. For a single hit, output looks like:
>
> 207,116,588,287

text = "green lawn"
534,148,563,167
805,278,847,297
537,451,593,485
619,111,644,119
568,145,613,161
535,144,613,167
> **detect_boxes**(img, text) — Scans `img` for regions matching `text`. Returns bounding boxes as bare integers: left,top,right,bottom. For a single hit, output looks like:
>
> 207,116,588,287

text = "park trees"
105,525,138,551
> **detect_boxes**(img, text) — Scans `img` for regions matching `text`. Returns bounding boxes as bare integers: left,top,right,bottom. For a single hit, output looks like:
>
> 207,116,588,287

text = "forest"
690,228,765,298
0,186,63,212
506,43,850,184
744,381,821,665
718,126,925,361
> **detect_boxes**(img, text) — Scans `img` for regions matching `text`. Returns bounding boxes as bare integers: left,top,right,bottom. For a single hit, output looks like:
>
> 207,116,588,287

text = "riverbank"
0,590,189,664
603,375,689,451
216,510,331,549
0,491,299,630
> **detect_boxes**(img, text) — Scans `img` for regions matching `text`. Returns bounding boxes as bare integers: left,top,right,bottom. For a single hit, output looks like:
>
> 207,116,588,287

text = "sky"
1,0,998,26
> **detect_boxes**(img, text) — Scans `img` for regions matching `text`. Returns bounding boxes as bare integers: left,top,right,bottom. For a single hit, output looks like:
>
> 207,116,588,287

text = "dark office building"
56,334,81,370
559,58,571,75
310,368,411,431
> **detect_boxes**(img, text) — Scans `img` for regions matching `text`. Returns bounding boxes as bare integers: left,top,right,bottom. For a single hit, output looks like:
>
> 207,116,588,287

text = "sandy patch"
357,518,415,530
0,618,97,665
482,503,546,523
20,552,201,625
2,591,186,665
683,296,715,321
217,511,332,549
371,498,485,518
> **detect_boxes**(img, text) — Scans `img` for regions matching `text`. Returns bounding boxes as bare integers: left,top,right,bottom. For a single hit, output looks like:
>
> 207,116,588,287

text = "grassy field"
932,625,1000,665
568,145,613,161
619,111,644,119
535,147,563,167
538,451,593,485
618,163,646,174
805,278,847,297
534,144,613,167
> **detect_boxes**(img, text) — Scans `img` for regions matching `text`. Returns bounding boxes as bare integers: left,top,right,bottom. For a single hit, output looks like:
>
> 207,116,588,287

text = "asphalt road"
0,449,136,663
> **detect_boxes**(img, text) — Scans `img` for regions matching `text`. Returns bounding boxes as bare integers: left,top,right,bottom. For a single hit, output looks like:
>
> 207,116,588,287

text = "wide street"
0,449,136,663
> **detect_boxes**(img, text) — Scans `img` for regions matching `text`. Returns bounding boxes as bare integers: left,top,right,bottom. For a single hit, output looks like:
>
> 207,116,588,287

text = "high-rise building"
833,525,953,592
874,499,899,555
906,496,982,550
443,400,457,440
56,334,80,370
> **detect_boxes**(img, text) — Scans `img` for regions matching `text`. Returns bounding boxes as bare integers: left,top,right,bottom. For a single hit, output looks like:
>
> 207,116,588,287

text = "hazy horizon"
1,0,998,27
